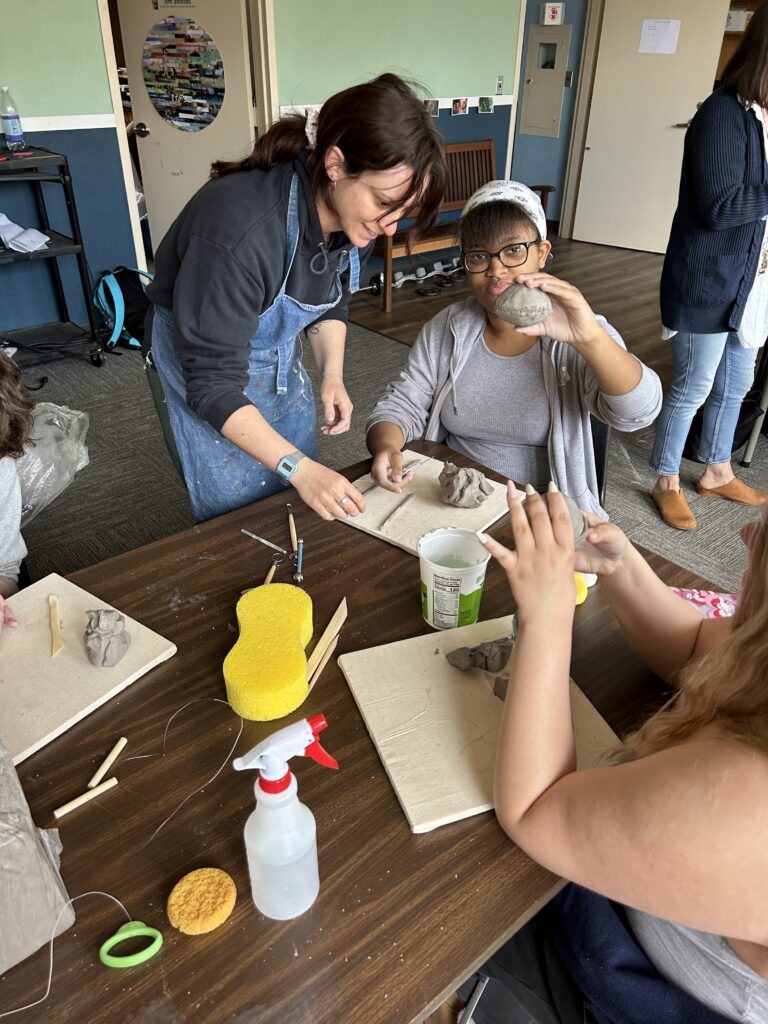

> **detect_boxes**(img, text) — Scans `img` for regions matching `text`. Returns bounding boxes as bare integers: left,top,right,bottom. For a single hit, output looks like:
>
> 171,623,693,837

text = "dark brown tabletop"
2,442,711,1023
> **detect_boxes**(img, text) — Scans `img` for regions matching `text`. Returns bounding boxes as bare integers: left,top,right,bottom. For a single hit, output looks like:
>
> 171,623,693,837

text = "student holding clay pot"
146,74,445,522
366,182,661,516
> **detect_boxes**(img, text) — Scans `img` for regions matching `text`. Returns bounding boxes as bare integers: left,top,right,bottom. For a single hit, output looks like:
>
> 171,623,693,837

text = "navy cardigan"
660,88,768,334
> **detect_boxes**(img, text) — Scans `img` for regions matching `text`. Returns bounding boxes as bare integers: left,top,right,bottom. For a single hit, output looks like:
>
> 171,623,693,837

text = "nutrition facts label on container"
433,575,460,629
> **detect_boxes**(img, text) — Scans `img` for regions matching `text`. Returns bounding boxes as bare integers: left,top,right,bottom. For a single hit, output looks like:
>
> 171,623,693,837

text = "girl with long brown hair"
0,350,33,628
145,73,445,522
461,491,768,1021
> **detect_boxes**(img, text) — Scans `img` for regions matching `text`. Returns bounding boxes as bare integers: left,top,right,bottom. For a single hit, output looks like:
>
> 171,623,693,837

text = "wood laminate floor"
349,236,671,384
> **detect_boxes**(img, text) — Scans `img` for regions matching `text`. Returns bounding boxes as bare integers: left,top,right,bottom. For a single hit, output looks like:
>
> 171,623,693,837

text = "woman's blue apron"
150,174,360,522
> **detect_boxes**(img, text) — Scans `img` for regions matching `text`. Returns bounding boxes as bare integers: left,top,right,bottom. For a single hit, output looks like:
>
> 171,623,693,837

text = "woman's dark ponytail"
211,114,310,178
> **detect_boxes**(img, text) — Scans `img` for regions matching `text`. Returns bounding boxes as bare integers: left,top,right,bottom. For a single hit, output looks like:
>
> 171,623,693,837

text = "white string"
0,892,130,1019
120,697,244,851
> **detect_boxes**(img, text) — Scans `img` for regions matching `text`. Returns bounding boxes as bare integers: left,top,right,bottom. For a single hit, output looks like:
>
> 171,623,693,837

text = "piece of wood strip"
306,598,347,681
88,736,127,788
53,777,118,819
307,636,339,693
49,595,65,657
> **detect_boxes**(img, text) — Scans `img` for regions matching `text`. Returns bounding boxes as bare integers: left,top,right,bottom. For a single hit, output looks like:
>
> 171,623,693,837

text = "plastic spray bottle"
232,714,338,920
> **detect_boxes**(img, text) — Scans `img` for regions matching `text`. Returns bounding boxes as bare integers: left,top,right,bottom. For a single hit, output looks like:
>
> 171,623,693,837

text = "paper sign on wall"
639,19,681,55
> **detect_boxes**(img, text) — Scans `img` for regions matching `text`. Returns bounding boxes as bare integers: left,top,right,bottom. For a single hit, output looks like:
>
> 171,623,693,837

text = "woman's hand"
319,372,353,436
511,272,604,348
0,595,19,631
574,513,628,577
479,482,577,627
291,459,365,520
370,446,414,493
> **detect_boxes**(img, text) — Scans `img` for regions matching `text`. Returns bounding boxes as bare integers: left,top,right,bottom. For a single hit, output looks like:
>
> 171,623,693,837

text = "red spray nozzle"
306,715,339,770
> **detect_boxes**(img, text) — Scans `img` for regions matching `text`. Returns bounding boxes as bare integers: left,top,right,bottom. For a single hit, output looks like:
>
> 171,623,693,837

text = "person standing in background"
650,7,768,530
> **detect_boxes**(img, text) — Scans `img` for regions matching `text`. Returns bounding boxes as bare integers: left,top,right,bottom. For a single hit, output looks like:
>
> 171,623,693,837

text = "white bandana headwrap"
304,108,319,150
460,180,547,240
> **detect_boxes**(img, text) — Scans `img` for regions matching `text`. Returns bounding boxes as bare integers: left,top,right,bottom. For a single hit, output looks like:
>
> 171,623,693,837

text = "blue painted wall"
0,129,136,332
510,0,589,222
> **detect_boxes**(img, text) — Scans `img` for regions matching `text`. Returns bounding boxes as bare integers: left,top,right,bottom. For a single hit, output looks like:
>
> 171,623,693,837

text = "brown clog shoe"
651,489,697,530
696,477,768,506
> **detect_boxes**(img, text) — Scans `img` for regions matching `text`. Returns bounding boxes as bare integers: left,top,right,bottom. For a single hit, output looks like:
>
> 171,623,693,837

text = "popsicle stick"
307,636,338,693
88,736,127,789
306,598,347,680
53,777,118,820
49,595,65,657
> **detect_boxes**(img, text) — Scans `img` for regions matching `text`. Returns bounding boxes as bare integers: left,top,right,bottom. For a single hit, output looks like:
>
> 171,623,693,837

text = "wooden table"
2,443,710,1023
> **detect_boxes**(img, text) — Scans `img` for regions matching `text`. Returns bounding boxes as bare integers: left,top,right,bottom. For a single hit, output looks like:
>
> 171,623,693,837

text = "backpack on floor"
682,386,764,460
93,266,154,350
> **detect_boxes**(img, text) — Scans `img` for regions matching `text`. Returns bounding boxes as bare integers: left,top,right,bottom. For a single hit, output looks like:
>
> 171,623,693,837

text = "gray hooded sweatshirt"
367,298,662,517
0,457,26,592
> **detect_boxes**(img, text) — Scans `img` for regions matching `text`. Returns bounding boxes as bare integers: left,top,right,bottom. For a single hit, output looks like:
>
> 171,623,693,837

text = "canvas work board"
1,574,176,764
340,450,509,556
339,616,618,833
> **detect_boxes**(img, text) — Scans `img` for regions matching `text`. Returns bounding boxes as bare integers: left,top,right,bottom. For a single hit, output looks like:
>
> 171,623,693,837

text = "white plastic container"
244,774,319,920
233,715,338,921
418,527,491,630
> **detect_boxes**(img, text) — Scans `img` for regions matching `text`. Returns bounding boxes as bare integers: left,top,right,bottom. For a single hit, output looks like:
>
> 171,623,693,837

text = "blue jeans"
650,331,758,475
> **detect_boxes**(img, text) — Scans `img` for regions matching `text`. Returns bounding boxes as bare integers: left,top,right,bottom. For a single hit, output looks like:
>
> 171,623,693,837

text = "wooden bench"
371,139,555,312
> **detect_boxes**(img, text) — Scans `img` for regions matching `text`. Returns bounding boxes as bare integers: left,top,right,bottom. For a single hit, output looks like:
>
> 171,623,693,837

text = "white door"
572,0,730,252
116,0,255,249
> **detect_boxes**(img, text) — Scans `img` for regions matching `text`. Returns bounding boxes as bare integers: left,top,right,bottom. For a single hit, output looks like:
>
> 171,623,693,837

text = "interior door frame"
558,0,605,238
97,0,279,269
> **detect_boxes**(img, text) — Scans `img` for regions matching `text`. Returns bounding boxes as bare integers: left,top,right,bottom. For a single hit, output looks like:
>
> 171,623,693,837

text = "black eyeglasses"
462,240,541,274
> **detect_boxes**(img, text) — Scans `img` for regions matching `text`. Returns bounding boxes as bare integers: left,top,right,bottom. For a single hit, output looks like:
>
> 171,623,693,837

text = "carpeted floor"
20,322,767,592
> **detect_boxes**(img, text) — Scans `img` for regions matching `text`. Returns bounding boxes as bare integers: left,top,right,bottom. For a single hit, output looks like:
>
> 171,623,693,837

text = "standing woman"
146,74,445,522
650,8,768,531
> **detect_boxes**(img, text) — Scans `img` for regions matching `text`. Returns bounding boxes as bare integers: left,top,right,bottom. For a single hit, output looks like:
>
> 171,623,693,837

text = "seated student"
0,352,33,630
366,182,662,516
464,486,768,1023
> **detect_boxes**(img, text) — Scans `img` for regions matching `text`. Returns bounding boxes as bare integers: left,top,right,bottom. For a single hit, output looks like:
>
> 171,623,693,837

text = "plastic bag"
17,402,90,526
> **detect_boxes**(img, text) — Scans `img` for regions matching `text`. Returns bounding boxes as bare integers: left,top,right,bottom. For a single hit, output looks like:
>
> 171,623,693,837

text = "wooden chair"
371,139,556,312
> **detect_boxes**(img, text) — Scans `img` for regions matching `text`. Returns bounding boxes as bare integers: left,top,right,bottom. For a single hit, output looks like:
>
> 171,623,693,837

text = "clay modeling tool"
307,635,339,693
379,491,414,529
293,539,305,583
263,557,281,586
88,736,127,788
48,595,65,657
240,528,288,556
53,777,118,819
100,921,163,968
286,503,298,555
306,597,347,680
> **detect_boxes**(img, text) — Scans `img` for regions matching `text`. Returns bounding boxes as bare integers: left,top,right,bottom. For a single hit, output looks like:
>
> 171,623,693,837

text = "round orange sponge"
166,867,237,935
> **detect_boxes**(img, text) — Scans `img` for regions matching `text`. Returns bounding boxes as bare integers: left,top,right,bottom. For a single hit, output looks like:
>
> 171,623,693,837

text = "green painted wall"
275,0,522,105
0,0,112,117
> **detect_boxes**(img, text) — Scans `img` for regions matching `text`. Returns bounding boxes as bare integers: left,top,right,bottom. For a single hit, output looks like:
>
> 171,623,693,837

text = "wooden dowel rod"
263,562,278,585
53,777,118,820
88,736,127,789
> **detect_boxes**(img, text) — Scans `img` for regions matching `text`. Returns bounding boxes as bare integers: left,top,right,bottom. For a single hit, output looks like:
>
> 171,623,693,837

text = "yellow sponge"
223,583,313,721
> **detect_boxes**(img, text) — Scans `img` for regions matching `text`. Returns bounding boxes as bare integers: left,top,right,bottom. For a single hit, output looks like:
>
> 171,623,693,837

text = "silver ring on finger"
339,495,351,508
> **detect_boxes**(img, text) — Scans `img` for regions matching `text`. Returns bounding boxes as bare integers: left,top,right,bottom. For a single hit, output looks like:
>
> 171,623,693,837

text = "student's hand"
574,513,628,577
291,459,365,520
511,272,604,348
319,372,353,436
479,483,576,627
0,595,19,631
370,446,415,493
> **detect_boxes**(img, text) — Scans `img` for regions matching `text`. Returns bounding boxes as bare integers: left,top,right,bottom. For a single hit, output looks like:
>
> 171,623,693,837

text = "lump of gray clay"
447,634,516,702
493,283,552,328
439,461,494,508
84,609,131,667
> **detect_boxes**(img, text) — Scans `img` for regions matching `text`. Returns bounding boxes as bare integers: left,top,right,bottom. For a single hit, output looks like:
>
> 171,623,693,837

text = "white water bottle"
1,87,25,152
232,715,338,920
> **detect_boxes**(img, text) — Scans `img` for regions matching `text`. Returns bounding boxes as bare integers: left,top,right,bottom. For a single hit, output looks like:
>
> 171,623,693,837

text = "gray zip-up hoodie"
0,457,26,592
367,298,662,517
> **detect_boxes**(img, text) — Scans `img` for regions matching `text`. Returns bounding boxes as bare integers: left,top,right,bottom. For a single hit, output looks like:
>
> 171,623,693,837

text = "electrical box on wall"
541,3,565,24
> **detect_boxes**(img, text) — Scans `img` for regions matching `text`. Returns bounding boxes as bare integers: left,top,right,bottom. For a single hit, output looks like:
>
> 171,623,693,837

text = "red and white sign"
541,3,565,24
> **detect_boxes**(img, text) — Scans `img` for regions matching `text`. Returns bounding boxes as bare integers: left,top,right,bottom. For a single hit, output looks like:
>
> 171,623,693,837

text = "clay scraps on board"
439,461,494,508
446,635,515,701
84,609,132,667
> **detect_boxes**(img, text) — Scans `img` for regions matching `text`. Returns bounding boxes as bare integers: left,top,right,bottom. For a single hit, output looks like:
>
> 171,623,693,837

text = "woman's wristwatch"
275,450,306,481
